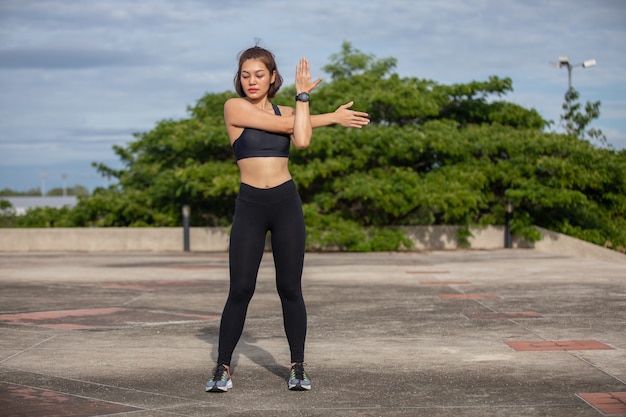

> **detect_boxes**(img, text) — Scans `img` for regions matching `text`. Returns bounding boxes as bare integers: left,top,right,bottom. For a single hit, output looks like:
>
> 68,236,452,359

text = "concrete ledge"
533,226,626,264
402,225,528,250
2,226,502,253
0,227,230,252
0,225,624,264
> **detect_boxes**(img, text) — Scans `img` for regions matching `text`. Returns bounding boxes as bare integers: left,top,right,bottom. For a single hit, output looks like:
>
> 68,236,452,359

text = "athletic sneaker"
288,362,311,391
205,364,232,392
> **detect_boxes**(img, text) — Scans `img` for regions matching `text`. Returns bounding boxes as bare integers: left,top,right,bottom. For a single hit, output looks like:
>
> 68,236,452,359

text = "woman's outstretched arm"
311,101,370,129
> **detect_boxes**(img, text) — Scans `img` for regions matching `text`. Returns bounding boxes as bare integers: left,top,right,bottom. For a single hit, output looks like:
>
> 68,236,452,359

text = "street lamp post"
504,201,513,249
182,205,191,252
552,56,597,90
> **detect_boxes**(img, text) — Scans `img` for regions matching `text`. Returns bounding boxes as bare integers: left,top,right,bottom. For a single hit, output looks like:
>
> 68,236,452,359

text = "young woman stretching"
205,45,369,392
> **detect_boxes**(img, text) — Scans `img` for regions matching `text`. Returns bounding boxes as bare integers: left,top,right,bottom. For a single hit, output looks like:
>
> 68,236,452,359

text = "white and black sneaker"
205,364,232,392
288,362,311,391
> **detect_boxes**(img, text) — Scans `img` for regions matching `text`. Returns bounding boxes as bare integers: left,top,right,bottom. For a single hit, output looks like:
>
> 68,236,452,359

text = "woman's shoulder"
275,104,295,117
224,97,248,109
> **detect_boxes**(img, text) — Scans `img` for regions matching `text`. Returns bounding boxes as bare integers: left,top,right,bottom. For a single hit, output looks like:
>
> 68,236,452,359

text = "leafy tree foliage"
5,42,625,253
0,185,89,197
561,87,607,146
0,199,13,227
1,187,42,196
47,185,89,197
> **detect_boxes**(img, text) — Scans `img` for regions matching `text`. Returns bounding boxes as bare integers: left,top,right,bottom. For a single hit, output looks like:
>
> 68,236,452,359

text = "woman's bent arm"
291,58,320,149
224,98,294,134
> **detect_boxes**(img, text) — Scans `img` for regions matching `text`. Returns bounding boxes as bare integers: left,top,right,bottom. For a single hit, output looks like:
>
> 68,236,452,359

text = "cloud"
0,48,155,69
1,0,625,192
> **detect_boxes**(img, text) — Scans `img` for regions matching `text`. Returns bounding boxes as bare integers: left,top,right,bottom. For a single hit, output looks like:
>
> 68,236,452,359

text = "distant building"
1,196,78,216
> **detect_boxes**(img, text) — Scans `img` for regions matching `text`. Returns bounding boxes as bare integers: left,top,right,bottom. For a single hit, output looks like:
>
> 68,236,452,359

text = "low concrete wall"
1,225,624,264
532,226,626,264
1,226,501,253
0,227,230,252
402,225,528,250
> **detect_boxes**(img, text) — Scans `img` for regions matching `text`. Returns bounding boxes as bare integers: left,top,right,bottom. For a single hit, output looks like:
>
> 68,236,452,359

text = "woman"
205,45,369,393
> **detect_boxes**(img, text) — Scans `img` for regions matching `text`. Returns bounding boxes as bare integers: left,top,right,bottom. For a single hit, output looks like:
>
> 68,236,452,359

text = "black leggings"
217,179,307,366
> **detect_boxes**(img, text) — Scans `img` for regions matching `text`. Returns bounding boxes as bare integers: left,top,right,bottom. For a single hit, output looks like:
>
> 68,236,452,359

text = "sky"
1,0,625,193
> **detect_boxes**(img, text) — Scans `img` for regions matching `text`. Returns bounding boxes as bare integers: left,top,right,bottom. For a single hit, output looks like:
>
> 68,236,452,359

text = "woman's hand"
334,102,370,128
295,57,323,94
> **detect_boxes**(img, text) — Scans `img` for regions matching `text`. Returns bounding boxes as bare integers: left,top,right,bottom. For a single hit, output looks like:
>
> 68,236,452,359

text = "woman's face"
240,59,276,100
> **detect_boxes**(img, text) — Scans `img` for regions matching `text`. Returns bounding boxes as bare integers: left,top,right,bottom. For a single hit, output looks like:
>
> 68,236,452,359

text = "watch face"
296,92,310,102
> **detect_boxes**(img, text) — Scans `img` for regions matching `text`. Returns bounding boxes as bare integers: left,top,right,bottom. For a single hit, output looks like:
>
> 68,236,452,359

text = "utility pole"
40,172,47,196
62,173,68,197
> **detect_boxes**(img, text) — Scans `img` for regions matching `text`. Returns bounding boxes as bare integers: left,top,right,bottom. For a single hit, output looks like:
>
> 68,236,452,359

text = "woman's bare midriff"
237,157,292,189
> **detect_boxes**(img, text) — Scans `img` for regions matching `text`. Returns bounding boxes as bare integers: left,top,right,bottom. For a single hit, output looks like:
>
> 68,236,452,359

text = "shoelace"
212,364,229,381
292,363,306,380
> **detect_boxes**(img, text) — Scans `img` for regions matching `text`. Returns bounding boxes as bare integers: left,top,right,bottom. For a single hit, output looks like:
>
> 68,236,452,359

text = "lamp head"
582,59,597,68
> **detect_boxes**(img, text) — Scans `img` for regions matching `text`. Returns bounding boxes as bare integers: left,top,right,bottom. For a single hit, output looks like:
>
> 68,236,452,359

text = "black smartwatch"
295,92,310,102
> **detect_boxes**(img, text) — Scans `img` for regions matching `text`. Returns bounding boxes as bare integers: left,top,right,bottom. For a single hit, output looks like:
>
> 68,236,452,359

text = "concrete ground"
0,249,625,417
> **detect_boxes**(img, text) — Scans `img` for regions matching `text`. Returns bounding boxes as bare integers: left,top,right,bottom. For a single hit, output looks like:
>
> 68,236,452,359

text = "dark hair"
234,46,283,98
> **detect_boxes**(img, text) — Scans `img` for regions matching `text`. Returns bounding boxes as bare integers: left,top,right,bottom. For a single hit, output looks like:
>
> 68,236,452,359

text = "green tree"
561,87,607,146
0,187,41,196
88,91,239,227
0,199,15,227
7,42,625,253
47,185,90,197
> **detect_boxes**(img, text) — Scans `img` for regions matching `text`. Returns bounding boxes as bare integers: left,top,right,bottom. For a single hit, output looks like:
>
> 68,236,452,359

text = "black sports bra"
232,103,291,161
